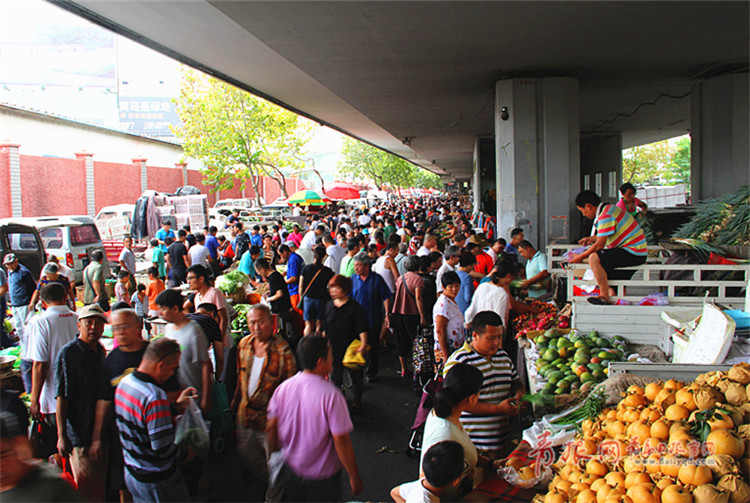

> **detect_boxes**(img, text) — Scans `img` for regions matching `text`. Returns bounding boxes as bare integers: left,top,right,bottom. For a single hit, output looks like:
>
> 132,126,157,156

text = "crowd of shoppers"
0,188,647,502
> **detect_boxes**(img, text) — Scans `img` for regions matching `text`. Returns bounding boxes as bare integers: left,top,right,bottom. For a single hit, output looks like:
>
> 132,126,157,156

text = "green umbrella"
286,189,332,206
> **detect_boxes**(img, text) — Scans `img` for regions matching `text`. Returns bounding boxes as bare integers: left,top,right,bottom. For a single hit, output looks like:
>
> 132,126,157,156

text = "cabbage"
215,270,248,294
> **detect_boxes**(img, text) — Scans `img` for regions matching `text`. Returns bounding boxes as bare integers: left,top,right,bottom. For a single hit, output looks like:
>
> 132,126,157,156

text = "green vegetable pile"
231,304,251,333
549,388,606,427
674,185,750,246
215,270,248,295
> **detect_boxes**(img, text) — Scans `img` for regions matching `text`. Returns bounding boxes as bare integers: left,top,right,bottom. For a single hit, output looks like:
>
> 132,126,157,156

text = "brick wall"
0,147,307,219
94,161,142,211
21,155,87,216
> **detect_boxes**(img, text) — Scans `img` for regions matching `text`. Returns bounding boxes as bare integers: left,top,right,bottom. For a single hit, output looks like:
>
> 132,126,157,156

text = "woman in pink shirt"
616,182,648,219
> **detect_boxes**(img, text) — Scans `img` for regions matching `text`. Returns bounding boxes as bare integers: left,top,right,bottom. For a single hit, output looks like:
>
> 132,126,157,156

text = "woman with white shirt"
420,363,483,499
432,271,465,372
372,242,400,294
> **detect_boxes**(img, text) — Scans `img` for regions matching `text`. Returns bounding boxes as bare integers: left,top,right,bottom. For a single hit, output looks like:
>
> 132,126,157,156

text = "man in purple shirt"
267,336,363,502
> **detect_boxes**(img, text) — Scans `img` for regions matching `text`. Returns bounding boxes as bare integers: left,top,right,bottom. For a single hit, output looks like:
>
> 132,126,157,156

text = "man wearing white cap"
55,303,111,502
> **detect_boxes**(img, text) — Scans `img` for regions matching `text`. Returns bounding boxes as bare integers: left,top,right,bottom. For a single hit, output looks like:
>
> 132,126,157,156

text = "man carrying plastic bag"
114,337,198,502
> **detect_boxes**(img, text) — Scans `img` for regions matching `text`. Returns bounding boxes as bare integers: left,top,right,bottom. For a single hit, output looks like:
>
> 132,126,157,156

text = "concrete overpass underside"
52,0,749,245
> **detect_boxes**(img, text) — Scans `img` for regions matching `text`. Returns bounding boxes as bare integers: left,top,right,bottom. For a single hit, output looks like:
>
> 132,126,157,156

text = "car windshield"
70,225,101,246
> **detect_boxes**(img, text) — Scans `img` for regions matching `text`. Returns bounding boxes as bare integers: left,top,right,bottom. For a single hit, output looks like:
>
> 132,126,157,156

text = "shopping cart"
405,378,442,457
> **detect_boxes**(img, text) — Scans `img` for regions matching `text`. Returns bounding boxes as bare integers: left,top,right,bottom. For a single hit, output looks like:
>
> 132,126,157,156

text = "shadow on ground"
206,347,422,502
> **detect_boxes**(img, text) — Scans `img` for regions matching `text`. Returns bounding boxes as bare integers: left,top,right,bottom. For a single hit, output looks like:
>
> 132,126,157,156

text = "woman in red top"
217,235,235,269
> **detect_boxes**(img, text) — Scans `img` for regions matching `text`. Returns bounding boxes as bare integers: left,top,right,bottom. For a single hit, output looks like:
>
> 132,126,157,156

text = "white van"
18,216,110,285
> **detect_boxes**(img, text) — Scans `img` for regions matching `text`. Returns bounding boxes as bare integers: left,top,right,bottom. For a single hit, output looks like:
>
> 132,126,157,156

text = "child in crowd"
115,269,131,305
390,441,465,503
131,283,150,335
145,266,165,317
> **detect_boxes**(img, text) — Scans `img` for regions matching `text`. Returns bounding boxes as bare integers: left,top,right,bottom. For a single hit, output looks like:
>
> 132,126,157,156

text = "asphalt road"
205,346,424,502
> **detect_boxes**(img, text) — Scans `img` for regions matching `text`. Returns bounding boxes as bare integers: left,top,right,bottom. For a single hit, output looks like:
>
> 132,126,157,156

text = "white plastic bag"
498,465,553,489
175,397,210,457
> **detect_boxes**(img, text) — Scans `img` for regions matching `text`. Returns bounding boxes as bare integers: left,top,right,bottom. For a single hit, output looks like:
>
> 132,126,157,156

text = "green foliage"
673,185,750,246
338,138,441,190
171,68,312,204
622,135,691,188
413,168,442,190
671,136,691,186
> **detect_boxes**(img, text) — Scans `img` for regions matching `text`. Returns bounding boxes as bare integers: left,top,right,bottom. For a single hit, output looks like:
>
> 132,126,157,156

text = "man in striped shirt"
443,311,523,456
114,337,197,502
570,190,647,305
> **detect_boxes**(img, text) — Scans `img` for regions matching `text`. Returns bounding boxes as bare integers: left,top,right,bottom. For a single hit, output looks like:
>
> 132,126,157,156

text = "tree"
171,68,312,205
338,138,416,190
622,135,691,188
670,136,691,188
413,167,442,189
338,138,442,191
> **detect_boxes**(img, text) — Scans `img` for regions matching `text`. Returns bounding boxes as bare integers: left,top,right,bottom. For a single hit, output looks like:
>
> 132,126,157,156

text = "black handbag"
30,418,57,459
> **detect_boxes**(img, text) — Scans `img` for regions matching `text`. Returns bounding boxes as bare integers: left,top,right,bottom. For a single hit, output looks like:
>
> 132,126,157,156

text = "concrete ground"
205,346,423,502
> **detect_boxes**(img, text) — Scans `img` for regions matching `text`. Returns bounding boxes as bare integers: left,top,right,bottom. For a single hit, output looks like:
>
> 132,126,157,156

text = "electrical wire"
587,90,692,133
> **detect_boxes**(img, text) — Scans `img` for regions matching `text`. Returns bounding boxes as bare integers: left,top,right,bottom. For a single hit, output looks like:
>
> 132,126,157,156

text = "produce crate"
566,262,749,304
607,361,731,381
572,303,703,345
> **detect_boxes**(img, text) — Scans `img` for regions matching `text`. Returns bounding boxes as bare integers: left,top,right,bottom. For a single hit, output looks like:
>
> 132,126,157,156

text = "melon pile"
539,363,750,503
534,329,629,395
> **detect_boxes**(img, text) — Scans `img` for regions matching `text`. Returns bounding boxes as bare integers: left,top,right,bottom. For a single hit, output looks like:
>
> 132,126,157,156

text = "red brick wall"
21,155,87,217
0,150,309,219
94,161,142,210
147,165,183,195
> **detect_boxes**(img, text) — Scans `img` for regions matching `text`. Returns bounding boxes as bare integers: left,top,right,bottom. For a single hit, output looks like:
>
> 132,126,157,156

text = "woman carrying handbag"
298,245,335,337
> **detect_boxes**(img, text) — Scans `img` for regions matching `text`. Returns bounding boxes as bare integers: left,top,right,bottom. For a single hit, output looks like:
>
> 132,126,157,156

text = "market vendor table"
464,476,538,502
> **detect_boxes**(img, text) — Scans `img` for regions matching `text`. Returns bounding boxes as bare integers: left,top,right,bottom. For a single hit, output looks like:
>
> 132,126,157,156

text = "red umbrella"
325,182,360,200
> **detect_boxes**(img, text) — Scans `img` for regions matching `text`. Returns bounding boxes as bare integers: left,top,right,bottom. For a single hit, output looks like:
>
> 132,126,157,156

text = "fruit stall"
501,263,749,501
520,362,750,503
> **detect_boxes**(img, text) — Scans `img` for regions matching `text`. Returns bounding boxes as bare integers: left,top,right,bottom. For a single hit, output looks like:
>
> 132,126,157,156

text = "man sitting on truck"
568,190,647,305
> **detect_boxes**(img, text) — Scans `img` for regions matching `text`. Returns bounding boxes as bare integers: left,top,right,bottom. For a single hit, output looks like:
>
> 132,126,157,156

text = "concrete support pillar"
177,162,188,186
472,141,481,215
1,144,22,217
133,158,148,193
690,73,749,201
473,137,498,216
76,152,95,217
495,77,580,249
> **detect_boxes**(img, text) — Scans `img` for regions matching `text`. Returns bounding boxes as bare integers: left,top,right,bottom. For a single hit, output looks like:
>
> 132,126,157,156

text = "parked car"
18,216,110,285
0,220,46,279
213,198,262,210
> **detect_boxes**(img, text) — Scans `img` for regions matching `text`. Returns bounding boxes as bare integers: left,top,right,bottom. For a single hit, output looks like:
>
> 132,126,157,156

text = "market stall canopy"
325,182,360,201
286,189,332,207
